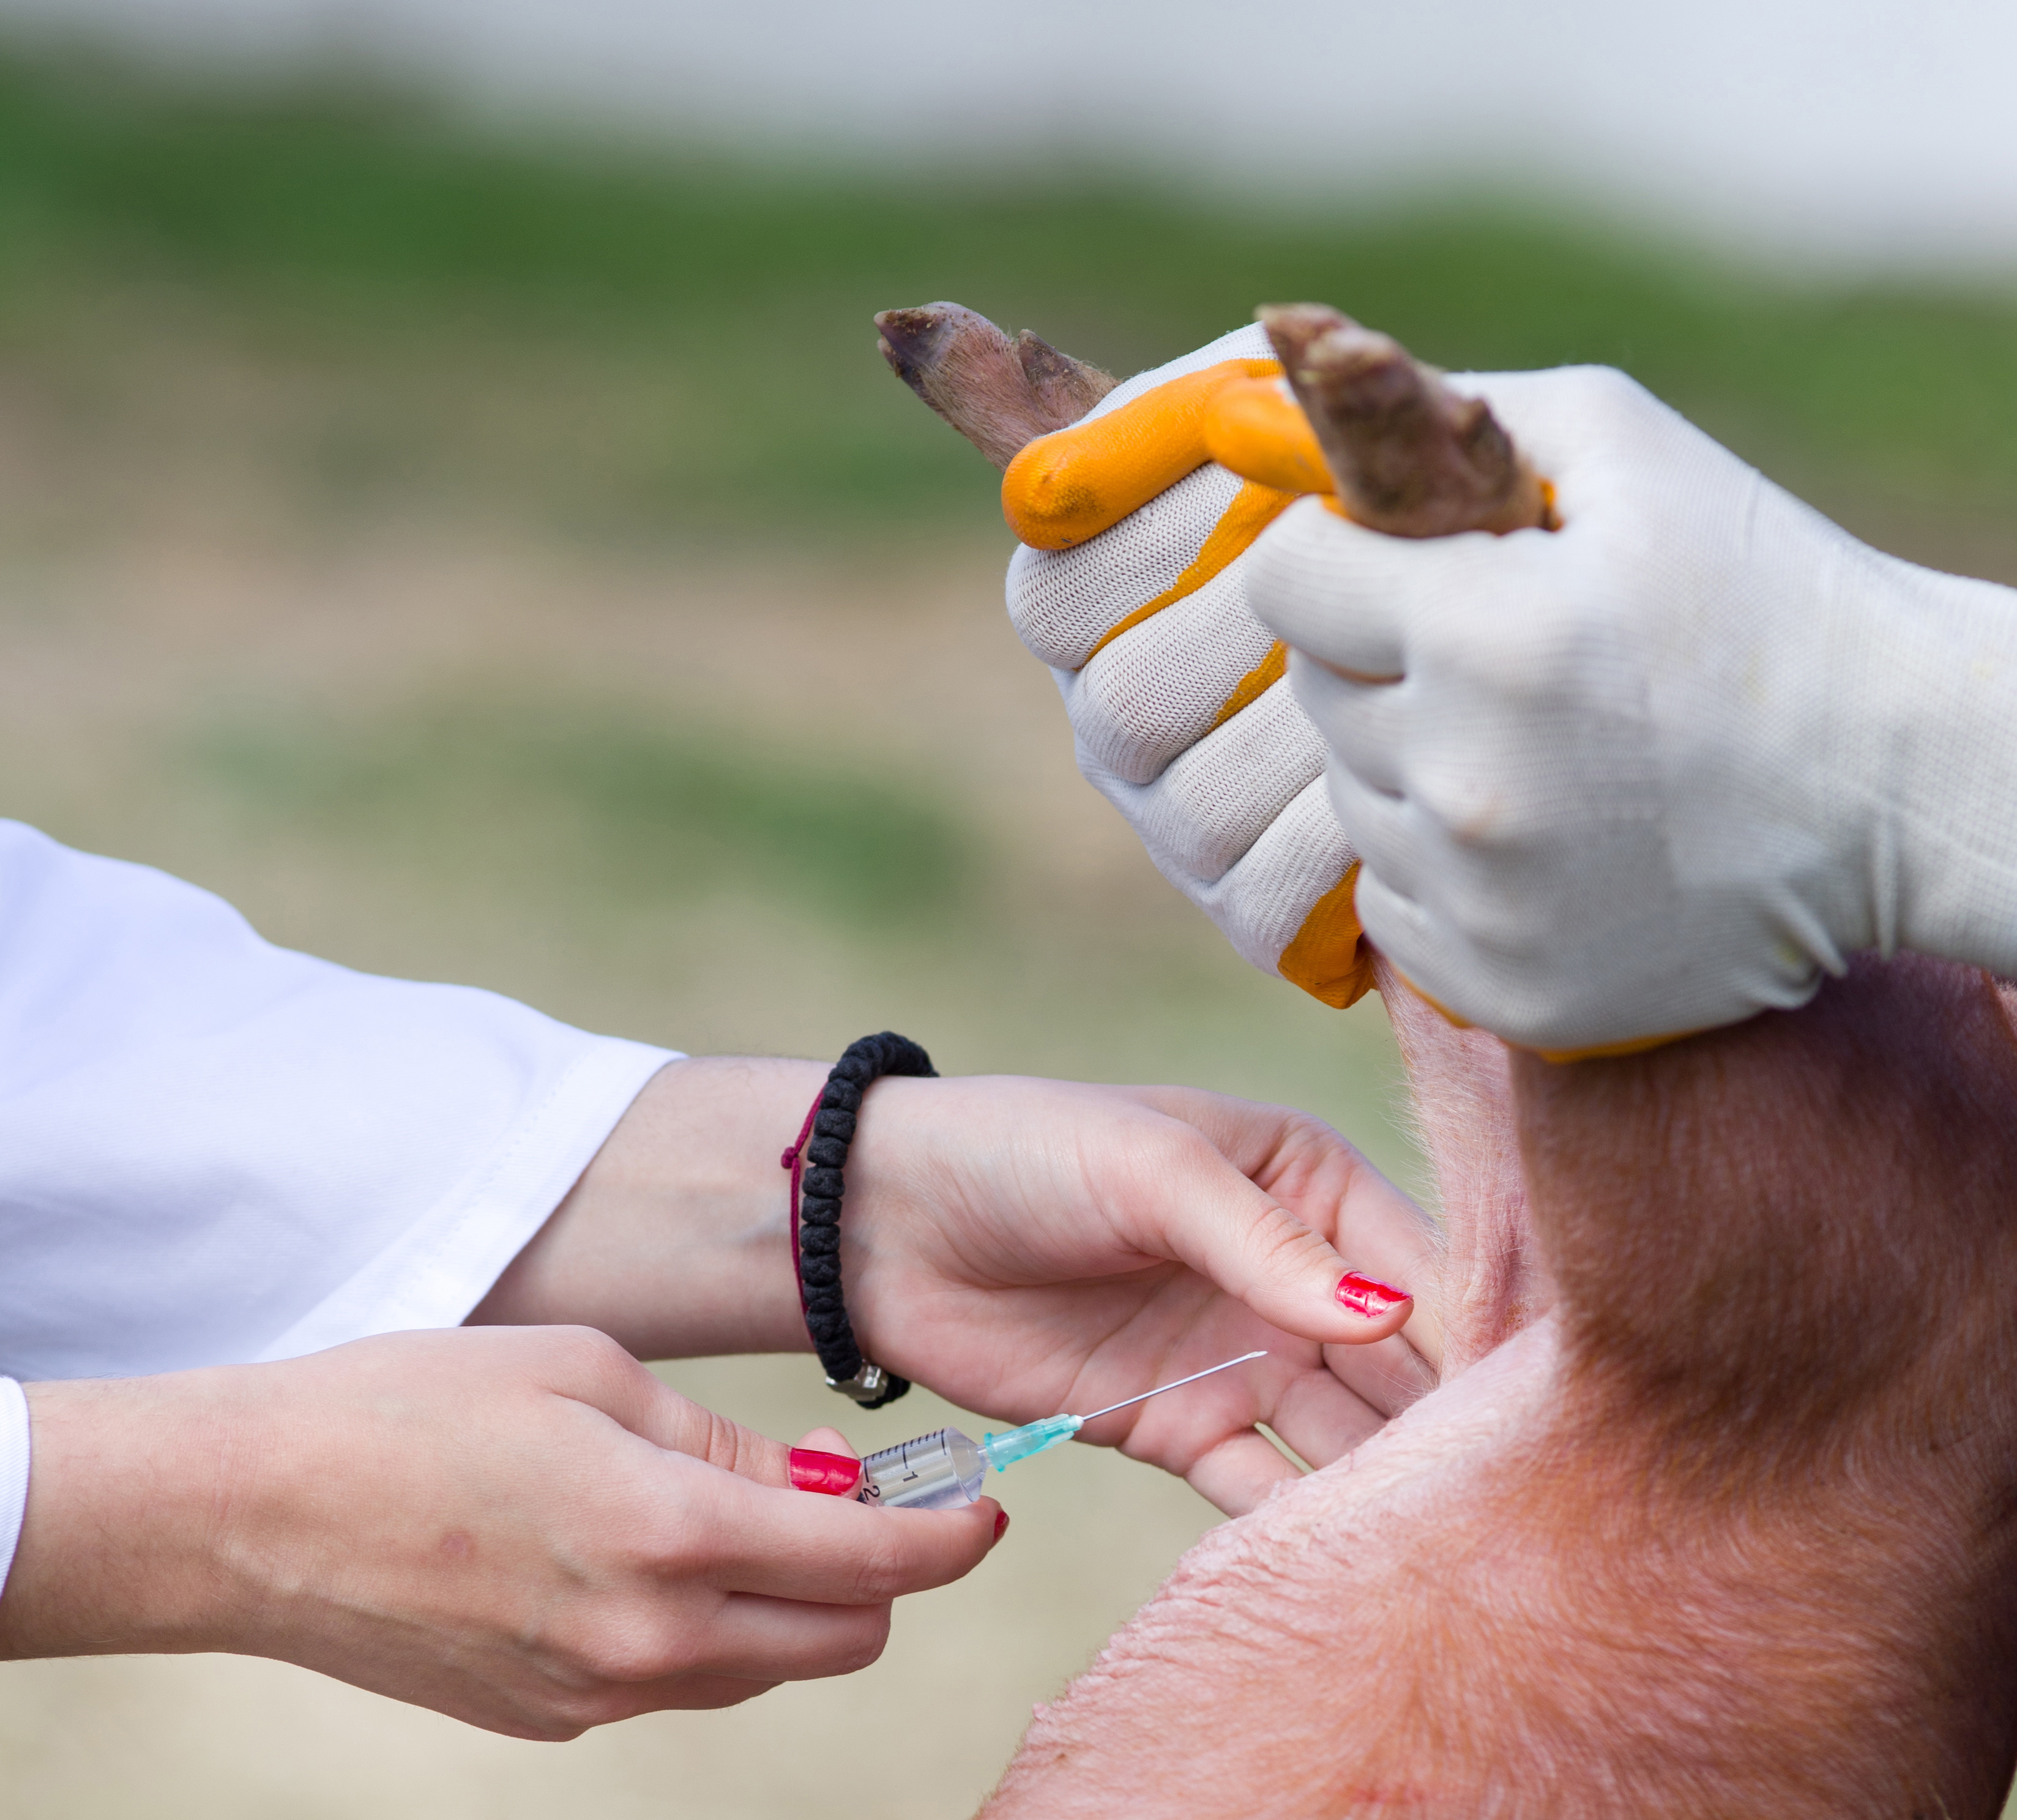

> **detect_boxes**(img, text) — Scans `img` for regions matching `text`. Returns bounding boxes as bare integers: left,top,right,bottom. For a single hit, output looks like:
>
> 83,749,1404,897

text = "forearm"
0,1373,239,1660
468,1055,826,1359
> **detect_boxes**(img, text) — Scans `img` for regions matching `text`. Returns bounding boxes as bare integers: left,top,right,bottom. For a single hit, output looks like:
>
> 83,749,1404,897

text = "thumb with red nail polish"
789,1426,863,1498
789,1447,865,1497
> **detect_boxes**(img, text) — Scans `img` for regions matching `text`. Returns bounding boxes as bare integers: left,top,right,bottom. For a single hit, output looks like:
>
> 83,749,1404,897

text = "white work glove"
1006,325,1371,1007
1249,364,2017,1054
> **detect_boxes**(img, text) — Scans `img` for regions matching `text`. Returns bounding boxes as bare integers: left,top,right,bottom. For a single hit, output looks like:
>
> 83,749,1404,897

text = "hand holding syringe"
791,1351,1268,1511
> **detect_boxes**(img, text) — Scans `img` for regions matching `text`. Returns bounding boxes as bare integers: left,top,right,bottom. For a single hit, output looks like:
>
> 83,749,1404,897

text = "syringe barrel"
858,1427,988,1510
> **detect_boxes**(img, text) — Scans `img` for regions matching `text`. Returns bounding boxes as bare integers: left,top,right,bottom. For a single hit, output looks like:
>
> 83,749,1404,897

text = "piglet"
985,958,2017,1817
879,302,2017,1814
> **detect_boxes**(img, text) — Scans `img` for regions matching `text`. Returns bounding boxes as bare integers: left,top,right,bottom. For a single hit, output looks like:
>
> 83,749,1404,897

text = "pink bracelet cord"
781,1083,826,1329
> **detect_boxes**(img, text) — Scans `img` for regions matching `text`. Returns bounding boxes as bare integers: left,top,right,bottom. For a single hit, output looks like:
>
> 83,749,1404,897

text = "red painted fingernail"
789,1447,863,1496
993,1509,1010,1542
1336,1271,1411,1318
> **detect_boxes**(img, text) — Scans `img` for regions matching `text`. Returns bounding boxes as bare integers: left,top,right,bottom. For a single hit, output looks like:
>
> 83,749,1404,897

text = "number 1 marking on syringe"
1072,1350,1269,1426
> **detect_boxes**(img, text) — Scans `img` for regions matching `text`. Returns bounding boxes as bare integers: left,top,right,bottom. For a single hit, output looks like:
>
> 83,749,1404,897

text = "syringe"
791,1350,1267,1511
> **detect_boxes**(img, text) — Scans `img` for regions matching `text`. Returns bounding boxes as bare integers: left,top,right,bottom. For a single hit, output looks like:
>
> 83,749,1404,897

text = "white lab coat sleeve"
0,820,680,1595
0,1379,26,1605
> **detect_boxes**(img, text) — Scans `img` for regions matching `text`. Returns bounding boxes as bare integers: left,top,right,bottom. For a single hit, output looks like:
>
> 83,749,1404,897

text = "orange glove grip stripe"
1531,1029,1703,1064
1210,639,1288,731
1083,480,1296,665
1378,963,1474,1028
1277,863,1375,1009
1382,958,1698,1060
1001,359,1282,551
1201,379,1333,496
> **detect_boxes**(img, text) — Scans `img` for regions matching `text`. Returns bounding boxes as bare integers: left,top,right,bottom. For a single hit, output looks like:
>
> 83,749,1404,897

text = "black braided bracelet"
781,1032,937,1408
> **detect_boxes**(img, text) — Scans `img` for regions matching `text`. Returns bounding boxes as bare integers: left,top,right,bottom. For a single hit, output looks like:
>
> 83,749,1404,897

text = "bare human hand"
843,1075,1442,1515
0,1325,1000,1738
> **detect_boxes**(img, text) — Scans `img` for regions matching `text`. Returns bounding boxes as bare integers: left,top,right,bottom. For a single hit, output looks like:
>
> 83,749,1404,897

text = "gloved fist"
1250,364,2017,1054
1006,324,1372,1007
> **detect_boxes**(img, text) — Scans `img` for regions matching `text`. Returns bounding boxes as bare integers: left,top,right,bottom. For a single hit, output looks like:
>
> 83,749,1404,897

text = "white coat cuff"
0,1378,28,1600
256,1037,677,1361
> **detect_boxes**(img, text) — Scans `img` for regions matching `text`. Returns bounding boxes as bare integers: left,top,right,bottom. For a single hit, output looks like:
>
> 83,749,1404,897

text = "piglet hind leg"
874,304,1116,469
982,957,2017,1818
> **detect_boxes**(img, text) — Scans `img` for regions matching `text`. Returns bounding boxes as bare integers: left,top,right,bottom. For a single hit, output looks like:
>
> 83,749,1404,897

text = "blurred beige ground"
0,504,1420,1817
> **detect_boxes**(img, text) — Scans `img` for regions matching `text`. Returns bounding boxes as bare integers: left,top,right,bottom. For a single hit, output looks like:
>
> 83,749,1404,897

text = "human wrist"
0,1373,245,1660
469,1055,825,1358
785,1036,939,1406
793,1069,1001,1382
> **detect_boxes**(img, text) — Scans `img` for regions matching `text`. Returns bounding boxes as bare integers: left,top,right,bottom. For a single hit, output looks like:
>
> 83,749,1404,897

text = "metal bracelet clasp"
826,1361,895,1405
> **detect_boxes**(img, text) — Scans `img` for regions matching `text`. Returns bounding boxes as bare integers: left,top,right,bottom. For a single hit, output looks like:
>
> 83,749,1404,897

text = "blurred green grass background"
2,47,2015,1820
2,51,2015,555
